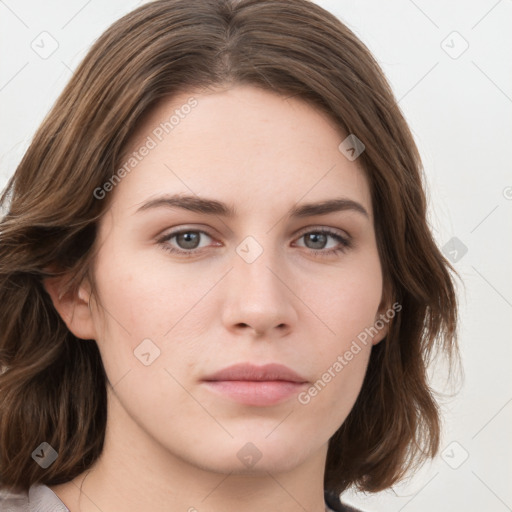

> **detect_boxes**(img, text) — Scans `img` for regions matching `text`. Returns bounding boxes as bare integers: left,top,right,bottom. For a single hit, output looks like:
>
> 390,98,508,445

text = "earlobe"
372,288,392,346
371,318,389,346
42,272,96,341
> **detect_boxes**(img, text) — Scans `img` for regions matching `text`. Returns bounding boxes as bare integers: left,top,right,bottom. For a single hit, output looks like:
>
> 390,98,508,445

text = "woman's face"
80,84,388,475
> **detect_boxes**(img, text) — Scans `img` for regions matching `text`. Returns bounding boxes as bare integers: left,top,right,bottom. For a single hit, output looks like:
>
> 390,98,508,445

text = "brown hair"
0,0,459,496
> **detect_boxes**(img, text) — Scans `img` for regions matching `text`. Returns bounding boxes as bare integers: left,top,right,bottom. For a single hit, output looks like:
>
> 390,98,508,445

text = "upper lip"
202,363,308,383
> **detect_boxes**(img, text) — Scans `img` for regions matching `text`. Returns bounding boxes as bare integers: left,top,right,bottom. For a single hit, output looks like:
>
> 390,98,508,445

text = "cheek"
302,251,383,347
296,253,382,407
89,244,216,381
92,240,189,334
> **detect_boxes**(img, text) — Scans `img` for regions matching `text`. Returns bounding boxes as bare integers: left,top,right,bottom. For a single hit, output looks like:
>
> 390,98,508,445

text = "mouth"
201,363,309,407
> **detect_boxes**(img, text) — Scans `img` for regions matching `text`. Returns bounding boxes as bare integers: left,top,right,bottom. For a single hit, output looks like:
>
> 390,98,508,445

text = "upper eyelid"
160,225,350,236
158,227,214,241
294,225,350,238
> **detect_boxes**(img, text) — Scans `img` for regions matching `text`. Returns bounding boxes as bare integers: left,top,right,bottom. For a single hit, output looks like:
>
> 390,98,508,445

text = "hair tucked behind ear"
1,0,459,495
0,224,107,491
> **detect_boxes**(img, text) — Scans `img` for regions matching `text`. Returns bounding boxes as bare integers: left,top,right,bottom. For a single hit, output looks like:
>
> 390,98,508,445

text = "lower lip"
203,380,308,406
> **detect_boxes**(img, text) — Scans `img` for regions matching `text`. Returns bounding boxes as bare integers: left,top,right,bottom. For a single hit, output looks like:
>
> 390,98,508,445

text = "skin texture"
45,84,389,512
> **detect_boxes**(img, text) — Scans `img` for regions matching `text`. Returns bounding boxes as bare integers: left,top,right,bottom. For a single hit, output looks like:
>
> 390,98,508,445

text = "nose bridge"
237,243,278,294
234,235,284,302
222,234,297,334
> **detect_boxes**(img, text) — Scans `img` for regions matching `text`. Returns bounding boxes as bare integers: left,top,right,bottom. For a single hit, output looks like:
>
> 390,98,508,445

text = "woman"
0,0,459,511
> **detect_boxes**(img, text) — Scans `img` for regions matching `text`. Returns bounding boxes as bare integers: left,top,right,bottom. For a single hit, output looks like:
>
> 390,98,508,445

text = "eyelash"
157,228,352,258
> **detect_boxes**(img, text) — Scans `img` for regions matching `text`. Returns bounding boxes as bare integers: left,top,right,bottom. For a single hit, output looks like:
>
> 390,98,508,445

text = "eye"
294,229,352,256
157,227,352,258
157,229,216,256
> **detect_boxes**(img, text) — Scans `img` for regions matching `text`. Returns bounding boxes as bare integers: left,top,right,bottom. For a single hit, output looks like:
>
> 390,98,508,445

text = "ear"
371,284,394,346
42,271,97,341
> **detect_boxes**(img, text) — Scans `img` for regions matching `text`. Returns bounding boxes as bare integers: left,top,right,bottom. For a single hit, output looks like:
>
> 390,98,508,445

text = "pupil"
306,233,326,249
177,232,199,249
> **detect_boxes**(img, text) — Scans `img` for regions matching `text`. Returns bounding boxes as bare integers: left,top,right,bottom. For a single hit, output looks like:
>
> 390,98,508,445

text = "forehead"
113,84,373,220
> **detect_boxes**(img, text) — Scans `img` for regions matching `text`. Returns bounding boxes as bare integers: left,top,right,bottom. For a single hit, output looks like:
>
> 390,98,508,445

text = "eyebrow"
135,194,369,219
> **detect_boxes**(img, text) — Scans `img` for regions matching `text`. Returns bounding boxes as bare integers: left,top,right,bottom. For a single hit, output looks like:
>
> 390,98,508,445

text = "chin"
178,433,320,476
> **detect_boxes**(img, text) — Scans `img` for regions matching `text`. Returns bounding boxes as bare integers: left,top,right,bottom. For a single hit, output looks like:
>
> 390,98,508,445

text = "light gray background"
1,1,511,511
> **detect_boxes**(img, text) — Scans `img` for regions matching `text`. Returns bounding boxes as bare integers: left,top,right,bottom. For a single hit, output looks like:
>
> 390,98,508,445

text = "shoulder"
0,484,70,512
0,486,27,512
325,490,365,512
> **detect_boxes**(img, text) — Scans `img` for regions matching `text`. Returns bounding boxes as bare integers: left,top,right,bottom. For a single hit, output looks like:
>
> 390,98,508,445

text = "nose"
221,243,298,338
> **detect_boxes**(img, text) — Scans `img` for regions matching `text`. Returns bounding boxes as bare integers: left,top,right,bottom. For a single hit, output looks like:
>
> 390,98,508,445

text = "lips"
202,363,308,406
202,363,308,384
